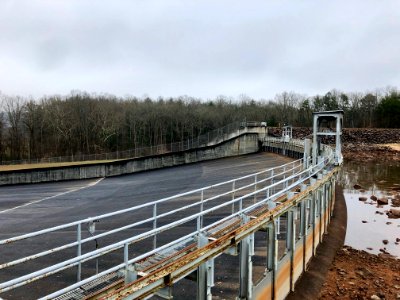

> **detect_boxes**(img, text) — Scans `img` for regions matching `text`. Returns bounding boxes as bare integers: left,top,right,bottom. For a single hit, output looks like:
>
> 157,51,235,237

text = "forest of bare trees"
0,87,399,162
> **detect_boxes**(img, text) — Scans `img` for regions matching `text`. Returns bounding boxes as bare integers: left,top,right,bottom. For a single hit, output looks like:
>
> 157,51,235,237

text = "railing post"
200,190,204,228
288,208,296,291
197,233,214,300
329,179,335,217
232,181,236,214
303,138,311,169
124,243,137,284
238,215,253,300
76,223,82,282
153,203,157,249
87,220,99,274
266,223,276,272
323,183,329,232
299,200,306,240
197,215,202,233
271,169,274,194
253,174,258,204
319,187,324,241
286,209,294,252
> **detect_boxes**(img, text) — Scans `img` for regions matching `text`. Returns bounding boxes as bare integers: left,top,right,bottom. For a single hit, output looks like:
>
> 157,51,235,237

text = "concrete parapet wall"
0,133,259,186
262,139,304,159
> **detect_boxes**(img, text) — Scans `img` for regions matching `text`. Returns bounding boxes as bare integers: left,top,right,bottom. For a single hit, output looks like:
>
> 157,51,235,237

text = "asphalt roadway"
0,152,293,300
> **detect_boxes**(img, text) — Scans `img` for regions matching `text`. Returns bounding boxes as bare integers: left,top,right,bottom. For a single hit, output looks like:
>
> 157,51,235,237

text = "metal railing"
0,138,335,299
1,121,257,166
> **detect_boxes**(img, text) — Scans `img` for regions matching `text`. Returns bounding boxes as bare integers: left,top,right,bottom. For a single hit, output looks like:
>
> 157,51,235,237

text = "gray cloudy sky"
0,0,399,100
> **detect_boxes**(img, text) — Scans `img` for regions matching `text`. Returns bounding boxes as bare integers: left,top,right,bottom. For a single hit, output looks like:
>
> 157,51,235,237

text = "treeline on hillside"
0,88,399,162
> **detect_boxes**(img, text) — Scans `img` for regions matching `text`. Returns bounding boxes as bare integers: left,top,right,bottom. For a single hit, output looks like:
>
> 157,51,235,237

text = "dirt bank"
342,143,400,162
319,135,400,300
269,127,400,162
336,128,400,162
319,245,400,300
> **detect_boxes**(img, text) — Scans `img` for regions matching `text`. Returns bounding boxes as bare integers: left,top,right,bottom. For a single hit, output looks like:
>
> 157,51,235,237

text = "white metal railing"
263,136,305,149
0,139,335,299
1,121,257,166
0,160,302,291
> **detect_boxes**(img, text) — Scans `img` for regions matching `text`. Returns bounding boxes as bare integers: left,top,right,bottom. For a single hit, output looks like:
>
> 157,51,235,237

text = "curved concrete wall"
0,133,259,186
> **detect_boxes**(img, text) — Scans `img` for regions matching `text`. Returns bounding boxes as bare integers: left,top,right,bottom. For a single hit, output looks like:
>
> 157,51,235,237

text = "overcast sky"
0,1,399,100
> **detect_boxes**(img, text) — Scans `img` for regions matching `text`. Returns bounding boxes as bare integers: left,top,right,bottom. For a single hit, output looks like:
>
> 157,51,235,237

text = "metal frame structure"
312,110,344,166
282,125,293,143
1,134,340,300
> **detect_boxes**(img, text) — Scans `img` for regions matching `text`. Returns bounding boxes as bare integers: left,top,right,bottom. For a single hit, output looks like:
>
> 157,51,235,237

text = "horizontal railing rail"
0,137,336,299
40,154,332,300
1,121,263,166
0,158,306,292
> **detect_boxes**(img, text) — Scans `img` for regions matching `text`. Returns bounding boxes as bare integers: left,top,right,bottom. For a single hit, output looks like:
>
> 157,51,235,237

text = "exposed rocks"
383,239,389,245
387,208,400,219
319,246,400,299
354,184,363,190
380,248,390,254
269,127,400,161
392,198,400,207
273,128,400,144
359,196,368,201
377,197,389,205
371,195,378,201
342,143,400,162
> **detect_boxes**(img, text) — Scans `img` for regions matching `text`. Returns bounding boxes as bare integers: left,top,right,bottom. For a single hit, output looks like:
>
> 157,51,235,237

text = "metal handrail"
0,158,300,246
1,121,251,166
0,155,329,296
40,155,331,300
0,138,335,298
0,159,303,288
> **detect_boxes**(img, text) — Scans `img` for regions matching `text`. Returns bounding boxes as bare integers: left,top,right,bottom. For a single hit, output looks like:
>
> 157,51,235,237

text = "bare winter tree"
0,88,398,162
3,95,26,160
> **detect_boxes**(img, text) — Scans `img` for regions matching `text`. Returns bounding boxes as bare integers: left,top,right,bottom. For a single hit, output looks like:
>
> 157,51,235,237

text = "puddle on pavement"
339,161,400,258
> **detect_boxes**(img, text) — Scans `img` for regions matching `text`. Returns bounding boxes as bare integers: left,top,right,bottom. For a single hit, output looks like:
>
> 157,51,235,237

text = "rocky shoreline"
319,246,400,300
269,127,400,162
342,143,400,162
315,128,399,299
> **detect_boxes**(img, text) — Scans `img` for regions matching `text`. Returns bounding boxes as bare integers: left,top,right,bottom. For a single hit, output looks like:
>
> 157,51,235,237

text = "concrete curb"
0,133,260,186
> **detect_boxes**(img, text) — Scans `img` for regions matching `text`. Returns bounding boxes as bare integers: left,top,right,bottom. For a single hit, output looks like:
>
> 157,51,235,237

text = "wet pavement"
0,153,292,299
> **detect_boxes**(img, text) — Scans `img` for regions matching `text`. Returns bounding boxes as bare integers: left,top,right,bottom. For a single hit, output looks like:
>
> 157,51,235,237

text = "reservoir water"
339,161,400,258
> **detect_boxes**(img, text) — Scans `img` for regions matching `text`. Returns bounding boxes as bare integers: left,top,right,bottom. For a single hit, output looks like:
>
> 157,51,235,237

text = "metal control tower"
312,110,344,166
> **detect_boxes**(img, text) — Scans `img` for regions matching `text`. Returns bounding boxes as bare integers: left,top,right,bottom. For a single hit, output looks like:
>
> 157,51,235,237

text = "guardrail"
0,137,338,300
1,121,258,166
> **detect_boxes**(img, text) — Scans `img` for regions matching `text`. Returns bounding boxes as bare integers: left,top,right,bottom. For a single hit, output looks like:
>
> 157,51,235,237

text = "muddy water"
339,161,400,257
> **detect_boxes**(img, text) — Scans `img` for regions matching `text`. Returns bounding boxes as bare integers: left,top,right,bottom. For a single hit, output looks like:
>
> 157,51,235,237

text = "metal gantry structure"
0,112,343,300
